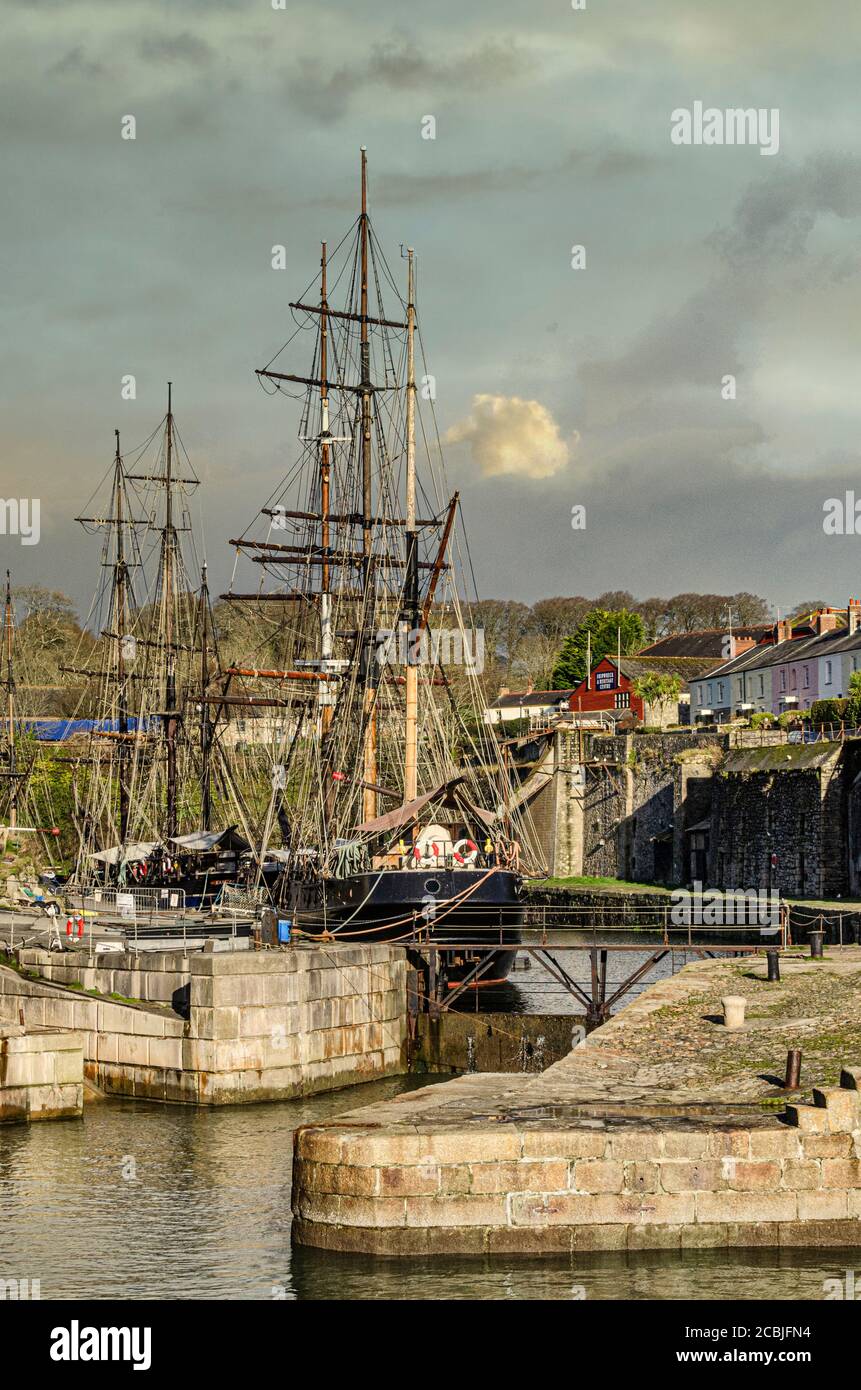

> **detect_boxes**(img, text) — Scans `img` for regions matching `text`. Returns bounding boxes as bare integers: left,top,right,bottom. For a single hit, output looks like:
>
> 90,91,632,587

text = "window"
717,682,724,702
758,675,764,696
825,660,833,685
780,670,786,691
791,669,797,689
697,685,703,702
615,690,630,709
803,666,810,688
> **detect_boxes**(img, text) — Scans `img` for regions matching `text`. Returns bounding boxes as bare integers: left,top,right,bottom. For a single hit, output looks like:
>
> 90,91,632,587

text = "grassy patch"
528,875,671,894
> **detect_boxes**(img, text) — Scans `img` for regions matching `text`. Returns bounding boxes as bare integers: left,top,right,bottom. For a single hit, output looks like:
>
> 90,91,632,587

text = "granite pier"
292,948,861,1253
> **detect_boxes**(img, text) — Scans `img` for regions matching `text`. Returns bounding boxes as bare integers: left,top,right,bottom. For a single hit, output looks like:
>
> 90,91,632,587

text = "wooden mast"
3,570,16,830
403,247,419,802
360,147,378,821
163,382,178,840
319,241,333,736
113,429,130,844
199,563,212,830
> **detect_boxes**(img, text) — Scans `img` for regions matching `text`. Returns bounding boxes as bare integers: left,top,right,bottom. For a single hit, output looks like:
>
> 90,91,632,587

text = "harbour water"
1,1078,857,1301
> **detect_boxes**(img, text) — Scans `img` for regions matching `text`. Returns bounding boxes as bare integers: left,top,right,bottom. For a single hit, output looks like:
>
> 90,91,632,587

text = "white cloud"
444,394,574,480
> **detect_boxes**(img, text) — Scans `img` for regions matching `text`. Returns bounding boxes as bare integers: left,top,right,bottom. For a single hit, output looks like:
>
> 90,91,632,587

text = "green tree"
551,609,645,688
631,673,682,723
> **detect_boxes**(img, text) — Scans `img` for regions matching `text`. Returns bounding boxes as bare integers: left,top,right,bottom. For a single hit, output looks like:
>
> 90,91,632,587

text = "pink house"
771,612,843,714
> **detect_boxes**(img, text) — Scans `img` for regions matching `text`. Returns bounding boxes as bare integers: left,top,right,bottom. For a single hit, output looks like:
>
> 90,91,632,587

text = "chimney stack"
814,609,841,635
775,618,792,643
849,599,861,636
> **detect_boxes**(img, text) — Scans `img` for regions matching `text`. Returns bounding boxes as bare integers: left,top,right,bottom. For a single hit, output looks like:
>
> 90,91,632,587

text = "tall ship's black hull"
284,867,522,983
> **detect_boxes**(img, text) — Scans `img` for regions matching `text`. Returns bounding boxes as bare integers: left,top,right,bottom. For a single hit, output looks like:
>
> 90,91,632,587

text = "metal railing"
65,884,187,921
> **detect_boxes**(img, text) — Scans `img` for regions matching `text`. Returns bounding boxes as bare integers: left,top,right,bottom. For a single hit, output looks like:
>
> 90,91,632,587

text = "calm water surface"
2,1078,858,1301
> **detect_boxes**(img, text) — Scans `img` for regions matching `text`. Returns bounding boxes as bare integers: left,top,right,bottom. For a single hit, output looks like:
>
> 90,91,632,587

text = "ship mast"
359,148,379,822
319,241,333,730
199,562,213,830
163,382,178,839
113,430,130,844
3,571,17,830
403,248,419,802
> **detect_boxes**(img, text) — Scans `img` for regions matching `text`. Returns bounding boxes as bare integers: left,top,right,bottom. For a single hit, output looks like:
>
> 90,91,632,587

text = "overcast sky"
3,0,861,617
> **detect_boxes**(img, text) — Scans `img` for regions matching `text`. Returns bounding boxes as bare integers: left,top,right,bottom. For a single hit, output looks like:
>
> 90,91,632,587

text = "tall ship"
67,397,276,908
223,150,542,982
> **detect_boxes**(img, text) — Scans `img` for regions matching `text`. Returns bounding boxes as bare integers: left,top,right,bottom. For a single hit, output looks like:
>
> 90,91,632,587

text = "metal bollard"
785,1049,802,1089
766,948,780,982
809,930,825,959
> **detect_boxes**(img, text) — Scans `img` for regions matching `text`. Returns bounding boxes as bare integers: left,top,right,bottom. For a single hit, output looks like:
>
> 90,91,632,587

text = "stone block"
784,1104,829,1133
54,1046,84,1085
812,1087,859,1133
797,1189,849,1221
839,1066,861,1091
680,1223,728,1248
782,1159,821,1190
626,1223,682,1250
623,1162,661,1195
778,1218,861,1247
379,1164,441,1196
724,1160,781,1191
569,1224,628,1251
749,1129,802,1159
706,1129,751,1158
404,1195,508,1228
609,1128,656,1162
522,1128,607,1159
662,1131,710,1159
418,1128,522,1165
660,1161,724,1192
726,1222,779,1248
147,1037,183,1071
509,1191,695,1227
572,1160,624,1194
802,1131,853,1157
487,1226,574,1254
695,1191,797,1224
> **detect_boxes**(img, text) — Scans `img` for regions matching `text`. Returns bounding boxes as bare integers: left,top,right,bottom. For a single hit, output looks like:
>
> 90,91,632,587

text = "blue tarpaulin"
21,718,151,742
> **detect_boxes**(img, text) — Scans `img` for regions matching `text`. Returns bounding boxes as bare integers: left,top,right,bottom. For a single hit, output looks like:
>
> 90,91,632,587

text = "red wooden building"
568,657,645,719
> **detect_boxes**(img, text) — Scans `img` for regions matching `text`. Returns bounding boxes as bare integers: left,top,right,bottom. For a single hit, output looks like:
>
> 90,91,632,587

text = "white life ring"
452,838,478,866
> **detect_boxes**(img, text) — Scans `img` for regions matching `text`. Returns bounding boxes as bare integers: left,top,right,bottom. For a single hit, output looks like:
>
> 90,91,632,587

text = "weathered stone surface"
290,952,861,1255
2,943,406,1107
785,1104,829,1133
813,1087,859,1132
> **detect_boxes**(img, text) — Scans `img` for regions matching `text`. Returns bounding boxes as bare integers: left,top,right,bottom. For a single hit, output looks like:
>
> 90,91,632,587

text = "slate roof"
489,688,574,710
640,626,772,658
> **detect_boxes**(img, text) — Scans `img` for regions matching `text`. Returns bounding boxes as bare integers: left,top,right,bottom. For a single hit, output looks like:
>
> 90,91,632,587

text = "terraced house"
690,606,861,722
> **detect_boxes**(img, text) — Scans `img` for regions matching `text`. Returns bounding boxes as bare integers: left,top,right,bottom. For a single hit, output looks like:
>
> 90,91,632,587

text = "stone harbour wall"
292,1074,861,1255
0,1021,83,1123
0,943,407,1106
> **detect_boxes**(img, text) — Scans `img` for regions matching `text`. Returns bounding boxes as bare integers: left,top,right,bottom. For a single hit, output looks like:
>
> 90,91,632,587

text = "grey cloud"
138,32,214,66
716,157,861,263
284,32,535,123
47,46,106,79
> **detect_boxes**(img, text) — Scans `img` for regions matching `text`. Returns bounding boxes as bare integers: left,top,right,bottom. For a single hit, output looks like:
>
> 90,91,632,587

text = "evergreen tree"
551,609,645,688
